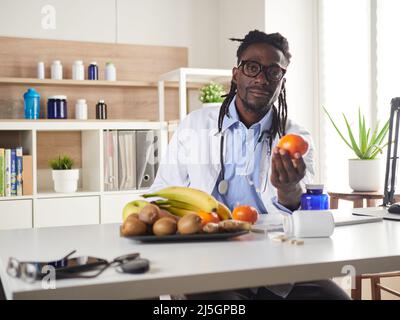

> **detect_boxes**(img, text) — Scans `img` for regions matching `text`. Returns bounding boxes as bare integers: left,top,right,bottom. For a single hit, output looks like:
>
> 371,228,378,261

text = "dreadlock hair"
218,30,291,150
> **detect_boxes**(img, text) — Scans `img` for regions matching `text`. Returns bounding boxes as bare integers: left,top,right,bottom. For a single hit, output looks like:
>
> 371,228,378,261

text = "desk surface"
1,209,400,300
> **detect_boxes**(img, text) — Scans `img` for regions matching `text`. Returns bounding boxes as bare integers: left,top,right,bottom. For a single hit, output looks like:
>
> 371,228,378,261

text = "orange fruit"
197,210,220,226
277,134,308,158
232,205,259,224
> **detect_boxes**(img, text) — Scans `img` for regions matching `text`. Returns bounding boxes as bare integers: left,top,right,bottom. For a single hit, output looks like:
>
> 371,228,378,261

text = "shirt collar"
221,95,274,138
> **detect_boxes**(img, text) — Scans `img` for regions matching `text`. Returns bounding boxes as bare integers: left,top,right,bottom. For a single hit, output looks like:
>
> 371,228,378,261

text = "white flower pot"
52,169,79,193
348,159,382,192
202,102,222,108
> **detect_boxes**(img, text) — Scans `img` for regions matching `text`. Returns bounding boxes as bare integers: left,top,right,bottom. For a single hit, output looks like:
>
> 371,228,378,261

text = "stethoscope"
216,107,273,196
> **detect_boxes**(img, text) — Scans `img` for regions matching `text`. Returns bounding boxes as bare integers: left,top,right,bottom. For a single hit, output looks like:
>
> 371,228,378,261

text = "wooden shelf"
0,119,167,131
0,77,203,89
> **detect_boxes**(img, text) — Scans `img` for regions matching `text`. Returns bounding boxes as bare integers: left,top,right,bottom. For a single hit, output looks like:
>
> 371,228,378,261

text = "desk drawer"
0,200,32,230
35,196,100,228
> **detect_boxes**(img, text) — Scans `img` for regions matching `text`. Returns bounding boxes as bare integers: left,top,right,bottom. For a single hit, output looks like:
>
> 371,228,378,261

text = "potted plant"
323,107,389,192
199,82,226,108
49,155,79,193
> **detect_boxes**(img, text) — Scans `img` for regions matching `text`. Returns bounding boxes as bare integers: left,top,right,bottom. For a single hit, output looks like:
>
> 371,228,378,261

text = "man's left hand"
270,147,306,210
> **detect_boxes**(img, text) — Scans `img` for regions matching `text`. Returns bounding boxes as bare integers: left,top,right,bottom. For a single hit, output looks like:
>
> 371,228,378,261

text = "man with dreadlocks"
151,30,349,300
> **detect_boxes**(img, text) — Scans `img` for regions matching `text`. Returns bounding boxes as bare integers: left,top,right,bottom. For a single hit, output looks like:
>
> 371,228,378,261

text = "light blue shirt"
212,96,291,214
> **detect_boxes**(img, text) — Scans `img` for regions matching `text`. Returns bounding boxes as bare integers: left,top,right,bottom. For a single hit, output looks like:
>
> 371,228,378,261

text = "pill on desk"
272,235,288,242
290,239,304,246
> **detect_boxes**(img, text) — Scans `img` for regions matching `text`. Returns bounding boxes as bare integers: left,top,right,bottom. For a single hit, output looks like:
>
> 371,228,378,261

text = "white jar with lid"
51,60,63,80
75,99,88,120
72,60,84,80
105,62,116,81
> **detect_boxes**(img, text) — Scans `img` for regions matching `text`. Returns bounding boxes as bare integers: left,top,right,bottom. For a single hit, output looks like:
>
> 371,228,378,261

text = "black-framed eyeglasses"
238,60,286,82
7,250,148,283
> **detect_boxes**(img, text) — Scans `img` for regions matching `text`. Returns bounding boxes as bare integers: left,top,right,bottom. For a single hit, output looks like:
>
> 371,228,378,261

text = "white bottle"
105,62,116,81
72,60,84,80
51,60,63,80
75,99,88,120
37,62,45,80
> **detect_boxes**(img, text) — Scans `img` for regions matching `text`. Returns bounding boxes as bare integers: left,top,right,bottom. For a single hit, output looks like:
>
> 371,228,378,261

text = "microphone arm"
382,98,400,206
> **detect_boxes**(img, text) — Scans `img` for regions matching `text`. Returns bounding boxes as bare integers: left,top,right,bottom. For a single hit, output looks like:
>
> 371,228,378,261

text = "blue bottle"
23,88,40,119
300,184,329,210
88,62,98,80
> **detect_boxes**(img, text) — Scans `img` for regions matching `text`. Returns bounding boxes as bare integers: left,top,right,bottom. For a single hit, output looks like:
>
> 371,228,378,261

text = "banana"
154,199,202,212
163,206,197,218
122,199,150,221
216,201,232,220
143,186,218,213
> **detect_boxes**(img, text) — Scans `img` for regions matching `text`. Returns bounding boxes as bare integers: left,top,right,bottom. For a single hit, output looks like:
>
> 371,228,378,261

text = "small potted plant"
323,107,389,191
50,155,79,193
199,82,226,108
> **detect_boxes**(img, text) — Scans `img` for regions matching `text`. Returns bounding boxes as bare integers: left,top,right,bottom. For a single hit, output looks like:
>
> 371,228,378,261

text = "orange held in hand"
277,134,308,158
232,205,259,224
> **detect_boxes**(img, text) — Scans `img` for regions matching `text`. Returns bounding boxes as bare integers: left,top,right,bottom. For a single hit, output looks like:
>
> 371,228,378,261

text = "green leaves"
49,155,74,170
199,82,226,103
322,106,389,160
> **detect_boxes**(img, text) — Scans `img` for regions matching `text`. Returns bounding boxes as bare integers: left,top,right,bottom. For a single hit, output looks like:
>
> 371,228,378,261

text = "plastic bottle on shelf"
105,62,116,81
72,60,85,80
37,62,45,80
88,62,98,80
75,99,88,120
51,60,63,80
23,88,41,119
47,95,67,119
96,100,107,119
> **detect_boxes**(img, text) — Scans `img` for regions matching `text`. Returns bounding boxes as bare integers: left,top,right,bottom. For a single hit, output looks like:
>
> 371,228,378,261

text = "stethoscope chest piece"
218,179,229,195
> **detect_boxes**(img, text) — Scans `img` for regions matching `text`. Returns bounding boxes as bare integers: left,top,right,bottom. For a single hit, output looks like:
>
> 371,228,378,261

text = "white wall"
0,0,221,68
265,0,320,182
218,0,266,69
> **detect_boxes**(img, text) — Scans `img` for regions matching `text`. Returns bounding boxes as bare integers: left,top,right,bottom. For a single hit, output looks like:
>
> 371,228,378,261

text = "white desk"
0,209,400,300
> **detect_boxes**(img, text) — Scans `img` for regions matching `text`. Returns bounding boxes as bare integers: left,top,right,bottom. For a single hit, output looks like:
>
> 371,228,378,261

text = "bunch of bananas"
142,186,232,221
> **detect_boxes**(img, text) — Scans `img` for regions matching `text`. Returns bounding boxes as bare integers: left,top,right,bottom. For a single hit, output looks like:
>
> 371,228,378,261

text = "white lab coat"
150,106,315,216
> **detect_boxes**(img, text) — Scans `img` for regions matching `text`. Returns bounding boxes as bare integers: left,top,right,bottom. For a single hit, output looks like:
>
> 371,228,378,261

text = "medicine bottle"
300,184,329,210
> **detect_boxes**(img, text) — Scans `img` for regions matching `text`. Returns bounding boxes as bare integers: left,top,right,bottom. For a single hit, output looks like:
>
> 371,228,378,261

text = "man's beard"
238,92,271,116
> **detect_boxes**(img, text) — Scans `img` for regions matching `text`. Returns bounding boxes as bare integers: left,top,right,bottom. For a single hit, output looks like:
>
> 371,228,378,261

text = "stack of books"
0,147,33,197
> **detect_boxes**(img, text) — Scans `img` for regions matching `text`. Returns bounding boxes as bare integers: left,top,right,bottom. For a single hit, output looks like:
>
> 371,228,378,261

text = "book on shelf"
0,148,4,196
1,147,28,197
5,149,11,197
16,146,23,196
22,155,33,196
10,149,16,196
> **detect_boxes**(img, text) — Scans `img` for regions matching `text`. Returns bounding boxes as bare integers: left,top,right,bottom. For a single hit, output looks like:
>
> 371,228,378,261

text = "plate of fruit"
120,186,258,242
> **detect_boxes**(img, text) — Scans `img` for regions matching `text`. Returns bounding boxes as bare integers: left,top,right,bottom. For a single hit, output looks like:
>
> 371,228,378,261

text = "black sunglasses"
7,250,148,282
238,60,286,82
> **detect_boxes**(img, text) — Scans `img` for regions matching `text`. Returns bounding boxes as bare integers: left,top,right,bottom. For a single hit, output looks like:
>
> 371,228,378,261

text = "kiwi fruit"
121,215,147,236
177,213,202,235
153,217,177,236
139,204,160,225
158,209,180,222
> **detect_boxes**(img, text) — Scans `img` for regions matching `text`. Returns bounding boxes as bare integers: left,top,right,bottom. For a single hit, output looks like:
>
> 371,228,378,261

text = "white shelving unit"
158,68,232,122
0,120,168,230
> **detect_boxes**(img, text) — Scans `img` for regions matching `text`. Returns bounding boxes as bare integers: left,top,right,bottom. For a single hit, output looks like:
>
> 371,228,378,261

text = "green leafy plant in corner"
199,82,226,103
323,106,390,160
49,155,74,170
